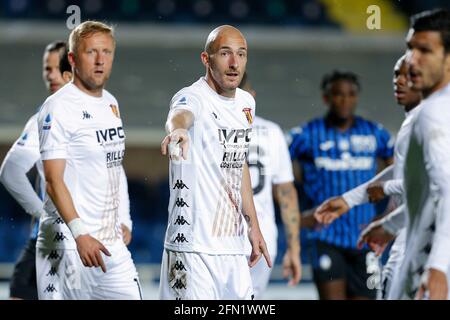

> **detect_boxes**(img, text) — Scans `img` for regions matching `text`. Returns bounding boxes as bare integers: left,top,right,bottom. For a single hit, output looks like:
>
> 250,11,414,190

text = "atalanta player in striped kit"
289,71,394,299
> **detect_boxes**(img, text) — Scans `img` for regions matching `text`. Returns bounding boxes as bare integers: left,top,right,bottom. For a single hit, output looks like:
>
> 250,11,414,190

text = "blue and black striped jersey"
289,116,394,249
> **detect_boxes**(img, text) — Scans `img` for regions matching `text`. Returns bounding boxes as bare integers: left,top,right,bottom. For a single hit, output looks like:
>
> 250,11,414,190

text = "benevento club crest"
242,107,253,125
110,104,120,118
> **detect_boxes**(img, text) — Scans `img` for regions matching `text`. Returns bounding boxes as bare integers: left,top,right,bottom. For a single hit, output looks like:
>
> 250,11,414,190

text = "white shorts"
36,240,142,300
159,249,254,300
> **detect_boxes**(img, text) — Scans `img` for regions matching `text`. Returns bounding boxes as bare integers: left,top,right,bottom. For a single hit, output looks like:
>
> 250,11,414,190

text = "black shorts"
9,238,38,300
310,240,378,299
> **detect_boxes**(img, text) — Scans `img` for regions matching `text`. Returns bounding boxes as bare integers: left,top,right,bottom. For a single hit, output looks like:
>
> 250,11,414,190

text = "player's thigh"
311,241,347,282
36,248,94,300
159,250,253,300
222,254,254,300
159,250,218,300
10,239,38,300
311,241,348,300
94,243,142,300
248,250,276,299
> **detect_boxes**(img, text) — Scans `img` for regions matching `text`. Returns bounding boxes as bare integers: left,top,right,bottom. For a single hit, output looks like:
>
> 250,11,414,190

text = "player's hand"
357,221,394,256
248,226,272,269
416,268,448,300
367,182,386,203
314,196,350,225
75,234,111,273
160,128,189,160
282,246,302,286
121,224,132,246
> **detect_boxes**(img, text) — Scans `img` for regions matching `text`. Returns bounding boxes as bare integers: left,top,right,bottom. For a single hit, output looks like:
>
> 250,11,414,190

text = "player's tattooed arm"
241,162,272,268
161,109,194,160
274,182,301,251
274,182,302,285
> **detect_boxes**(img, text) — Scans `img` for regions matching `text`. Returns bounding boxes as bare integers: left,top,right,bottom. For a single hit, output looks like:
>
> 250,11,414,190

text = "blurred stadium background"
0,0,448,299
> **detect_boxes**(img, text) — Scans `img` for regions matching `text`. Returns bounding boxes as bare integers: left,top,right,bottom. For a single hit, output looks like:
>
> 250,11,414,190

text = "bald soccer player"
160,25,271,300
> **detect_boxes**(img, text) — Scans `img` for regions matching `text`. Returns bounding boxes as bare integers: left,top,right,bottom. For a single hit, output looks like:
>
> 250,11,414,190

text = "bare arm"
44,159,79,223
274,181,302,285
118,166,132,245
43,159,111,272
241,162,272,268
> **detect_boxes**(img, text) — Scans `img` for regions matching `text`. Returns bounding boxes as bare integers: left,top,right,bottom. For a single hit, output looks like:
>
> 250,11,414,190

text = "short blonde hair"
69,21,115,54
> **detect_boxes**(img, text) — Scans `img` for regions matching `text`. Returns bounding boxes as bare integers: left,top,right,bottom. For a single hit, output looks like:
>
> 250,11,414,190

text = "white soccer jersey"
164,77,256,255
390,83,450,299
244,116,294,255
37,83,126,250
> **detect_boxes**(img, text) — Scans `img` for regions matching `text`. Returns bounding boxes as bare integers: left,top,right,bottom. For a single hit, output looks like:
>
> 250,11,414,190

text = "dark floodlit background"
0,0,447,299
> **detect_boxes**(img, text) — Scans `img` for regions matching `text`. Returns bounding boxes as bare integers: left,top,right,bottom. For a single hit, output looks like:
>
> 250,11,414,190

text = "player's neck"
326,112,354,131
204,74,236,99
423,74,450,99
72,77,103,98
403,101,419,113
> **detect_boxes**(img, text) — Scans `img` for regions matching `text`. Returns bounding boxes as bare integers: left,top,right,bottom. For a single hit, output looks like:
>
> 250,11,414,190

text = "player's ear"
68,51,76,68
444,52,450,73
62,71,73,82
201,51,209,68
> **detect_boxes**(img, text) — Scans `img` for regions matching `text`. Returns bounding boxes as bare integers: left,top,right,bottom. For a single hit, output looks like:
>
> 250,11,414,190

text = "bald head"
201,25,248,98
204,25,247,54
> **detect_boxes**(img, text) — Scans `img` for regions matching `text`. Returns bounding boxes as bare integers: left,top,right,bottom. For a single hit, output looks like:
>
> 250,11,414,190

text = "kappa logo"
44,284,57,293
43,114,52,130
46,267,58,276
174,215,190,225
52,217,65,224
173,233,188,243
175,198,189,208
173,180,189,189
172,279,186,290
110,104,120,118
82,110,93,120
53,232,68,242
172,260,187,271
242,107,253,125
48,250,61,260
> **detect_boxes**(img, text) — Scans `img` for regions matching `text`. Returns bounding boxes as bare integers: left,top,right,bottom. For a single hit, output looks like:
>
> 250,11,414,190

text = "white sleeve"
380,204,406,236
38,101,71,160
272,125,294,184
420,110,450,273
118,166,132,231
383,179,404,196
168,91,203,121
0,158,44,218
342,164,394,208
0,115,44,218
